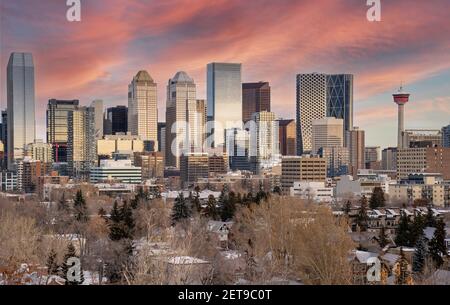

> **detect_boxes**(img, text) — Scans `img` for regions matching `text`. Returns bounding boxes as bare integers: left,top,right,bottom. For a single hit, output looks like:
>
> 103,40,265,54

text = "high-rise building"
319,146,349,178
278,119,296,156
16,157,48,193
90,100,104,140
1,111,7,168
250,111,280,174
281,155,327,194
208,153,229,175
157,122,166,154
403,129,442,148
104,106,128,135
346,127,365,175
296,73,353,155
365,146,381,164
128,70,158,151
26,139,53,163
7,53,36,170
242,82,271,123
226,128,251,171
46,99,79,162
134,151,164,179
207,63,242,148
382,147,397,171
67,106,96,179
192,99,206,152
165,72,198,168
180,153,209,186
311,117,344,154
397,147,450,180
443,125,450,148
441,125,450,147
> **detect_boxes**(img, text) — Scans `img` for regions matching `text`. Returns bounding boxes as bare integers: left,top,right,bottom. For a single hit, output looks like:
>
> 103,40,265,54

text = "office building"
365,146,381,164
209,153,229,174
242,82,271,123
67,106,96,179
47,99,79,162
7,53,36,170
281,155,327,194
290,181,334,203
180,153,209,186
128,70,158,150
397,147,450,180
90,159,142,184
90,100,104,140
97,134,144,158
403,129,442,148
347,127,365,175
278,119,296,156
311,117,344,154
104,106,128,135
134,151,164,179
319,146,349,178
296,73,353,154
382,147,397,171
158,122,166,154
1,111,7,168
207,63,242,148
226,128,251,171
442,125,450,148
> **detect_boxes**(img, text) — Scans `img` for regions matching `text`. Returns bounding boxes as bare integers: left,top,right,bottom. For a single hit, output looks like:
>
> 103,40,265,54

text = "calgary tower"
393,86,410,149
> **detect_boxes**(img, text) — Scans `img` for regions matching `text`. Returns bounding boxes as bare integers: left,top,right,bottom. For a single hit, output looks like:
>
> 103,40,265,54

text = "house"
207,220,233,249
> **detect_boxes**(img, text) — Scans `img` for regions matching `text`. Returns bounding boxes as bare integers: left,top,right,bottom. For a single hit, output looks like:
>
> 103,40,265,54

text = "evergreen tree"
46,249,59,276
120,201,135,240
221,191,237,221
395,212,411,247
410,213,425,246
73,190,88,223
428,219,447,268
98,207,107,218
394,248,413,285
369,187,386,209
256,182,268,204
171,193,191,225
413,234,428,274
61,243,84,285
343,200,352,215
425,206,436,227
356,196,369,232
378,226,389,248
108,201,125,241
205,195,219,220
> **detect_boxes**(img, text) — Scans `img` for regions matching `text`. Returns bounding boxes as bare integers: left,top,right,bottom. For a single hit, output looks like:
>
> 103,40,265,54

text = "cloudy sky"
1,0,449,148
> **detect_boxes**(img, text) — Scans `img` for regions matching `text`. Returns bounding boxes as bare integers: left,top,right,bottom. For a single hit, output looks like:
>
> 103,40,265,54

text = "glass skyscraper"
207,63,242,148
326,74,353,142
442,125,450,148
7,52,36,170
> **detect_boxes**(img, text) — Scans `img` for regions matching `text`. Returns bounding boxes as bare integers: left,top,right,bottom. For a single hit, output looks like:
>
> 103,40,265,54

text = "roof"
134,70,154,83
166,256,209,265
354,250,378,264
171,71,194,83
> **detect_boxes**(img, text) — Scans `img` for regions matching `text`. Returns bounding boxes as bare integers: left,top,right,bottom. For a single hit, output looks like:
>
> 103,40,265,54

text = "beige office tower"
346,127,365,175
165,72,205,168
128,70,158,151
311,117,344,154
90,99,104,140
281,155,327,194
26,139,53,163
68,106,96,179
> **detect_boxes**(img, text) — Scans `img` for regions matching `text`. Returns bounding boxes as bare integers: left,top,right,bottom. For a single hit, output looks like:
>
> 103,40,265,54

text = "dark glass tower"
105,106,128,135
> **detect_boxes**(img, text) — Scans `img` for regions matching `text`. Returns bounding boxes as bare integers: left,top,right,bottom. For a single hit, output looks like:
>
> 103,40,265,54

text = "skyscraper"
442,125,450,148
157,122,166,154
278,119,296,156
346,127,365,175
382,147,397,171
7,52,36,170
296,73,353,155
311,117,344,154
67,106,96,179
207,63,242,148
242,82,271,123
128,70,158,151
165,71,197,168
46,99,79,162
104,106,128,135
90,100,104,140
1,111,7,168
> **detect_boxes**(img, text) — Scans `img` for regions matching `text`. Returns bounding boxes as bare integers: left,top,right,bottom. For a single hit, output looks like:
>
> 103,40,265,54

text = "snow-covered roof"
381,253,400,267
354,250,378,264
166,256,209,265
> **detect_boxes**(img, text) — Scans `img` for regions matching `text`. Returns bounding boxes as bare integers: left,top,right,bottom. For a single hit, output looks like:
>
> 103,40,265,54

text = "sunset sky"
1,0,449,148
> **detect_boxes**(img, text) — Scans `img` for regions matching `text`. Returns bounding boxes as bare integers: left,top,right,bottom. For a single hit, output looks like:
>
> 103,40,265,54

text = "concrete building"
157,122,166,154
311,117,344,154
47,99,79,162
134,151,164,179
67,106,96,180
208,153,229,175
278,119,296,156
90,100,104,140
180,153,209,186
0,171,18,192
442,125,450,148
17,157,49,193
97,134,144,158
397,147,450,180
336,170,392,200
319,146,349,178
281,155,327,194
290,181,333,203
26,139,53,164
296,73,353,154
347,127,365,176
382,147,397,171
226,128,251,171
128,70,158,151
403,129,442,148
7,53,36,170
90,159,142,184
207,63,242,148
242,82,271,123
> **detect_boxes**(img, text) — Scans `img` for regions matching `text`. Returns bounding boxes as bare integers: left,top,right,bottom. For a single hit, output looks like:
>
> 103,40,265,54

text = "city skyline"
1,0,450,149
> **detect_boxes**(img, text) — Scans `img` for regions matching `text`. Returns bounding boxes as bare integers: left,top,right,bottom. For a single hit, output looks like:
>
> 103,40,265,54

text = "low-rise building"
90,159,142,184
290,181,333,203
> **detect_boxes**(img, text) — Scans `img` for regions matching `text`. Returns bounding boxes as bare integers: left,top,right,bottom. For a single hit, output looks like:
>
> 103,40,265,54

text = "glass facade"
207,63,242,148
7,53,36,170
